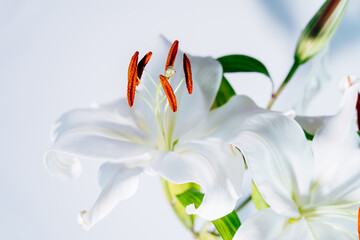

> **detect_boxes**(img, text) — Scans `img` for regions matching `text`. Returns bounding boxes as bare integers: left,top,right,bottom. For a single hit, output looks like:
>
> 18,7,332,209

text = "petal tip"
78,210,91,231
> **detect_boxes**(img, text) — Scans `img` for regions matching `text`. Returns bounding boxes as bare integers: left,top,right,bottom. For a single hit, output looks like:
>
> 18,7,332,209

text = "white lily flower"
233,80,360,239
44,37,267,230
295,75,360,136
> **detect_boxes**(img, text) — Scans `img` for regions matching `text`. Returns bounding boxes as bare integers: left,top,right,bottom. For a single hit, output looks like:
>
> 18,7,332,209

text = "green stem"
266,60,301,110
160,178,199,233
235,195,252,212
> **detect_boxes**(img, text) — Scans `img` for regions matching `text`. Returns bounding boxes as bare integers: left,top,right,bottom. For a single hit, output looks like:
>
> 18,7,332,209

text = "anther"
159,75,177,112
137,52,152,85
183,53,193,94
358,206,360,239
127,51,139,107
165,40,179,71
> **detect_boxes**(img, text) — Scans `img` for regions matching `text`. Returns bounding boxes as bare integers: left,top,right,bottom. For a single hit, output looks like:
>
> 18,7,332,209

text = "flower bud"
295,0,349,64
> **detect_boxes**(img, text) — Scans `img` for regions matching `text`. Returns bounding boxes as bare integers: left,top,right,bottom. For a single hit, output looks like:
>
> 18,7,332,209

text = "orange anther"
183,53,193,94
159,75,177,112
358,206,360,240
137,52,152,86
165,40,179,71
127,51,139,107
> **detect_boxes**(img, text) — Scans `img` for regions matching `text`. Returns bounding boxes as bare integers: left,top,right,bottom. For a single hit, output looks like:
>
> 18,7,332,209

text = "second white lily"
233,80,360,239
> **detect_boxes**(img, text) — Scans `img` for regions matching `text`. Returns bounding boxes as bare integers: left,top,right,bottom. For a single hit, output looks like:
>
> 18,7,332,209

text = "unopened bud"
295,0,349,64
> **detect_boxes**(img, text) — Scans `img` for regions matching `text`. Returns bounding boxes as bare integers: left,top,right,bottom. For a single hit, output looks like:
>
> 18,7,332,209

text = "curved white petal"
183,95,265,141
53,98,156,146
151,139,244,221
78,161,143,230
44,151,82,180
233,208,288,240
277,218,315,240
311,84,360,204
294,115,329,135
44,133,151,180
44,97,155,180
169,54,222,141
308,217,357,240
95,98,157,142
232,113,314,218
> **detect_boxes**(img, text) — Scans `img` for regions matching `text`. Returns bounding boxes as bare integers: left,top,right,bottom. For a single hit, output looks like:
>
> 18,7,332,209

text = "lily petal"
311,84,360,204
295,115,329,135
232,113,314,218
78,161,143,230
184,95,265,141
308,216,358,240
45,133,151,180
169,53,222,141
151,139,244,220
233,208,288,240
277,218,315,240
52,99,153,145
44,97,156,180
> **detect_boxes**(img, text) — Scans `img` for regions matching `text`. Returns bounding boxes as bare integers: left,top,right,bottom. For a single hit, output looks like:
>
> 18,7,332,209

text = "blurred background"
1,0,359,239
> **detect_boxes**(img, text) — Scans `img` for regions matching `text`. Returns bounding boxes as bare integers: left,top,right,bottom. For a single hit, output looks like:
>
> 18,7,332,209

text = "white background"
1,0,359,239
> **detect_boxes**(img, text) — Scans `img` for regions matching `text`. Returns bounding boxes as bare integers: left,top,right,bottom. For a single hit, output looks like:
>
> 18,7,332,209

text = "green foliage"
212,76,236,109
161,179,200,232
217,55,271,77
177,188,241,240
304,130,314,141
212,55,272,109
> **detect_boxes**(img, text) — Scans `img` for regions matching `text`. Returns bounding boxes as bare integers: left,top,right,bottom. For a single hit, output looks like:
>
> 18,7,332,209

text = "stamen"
165,40,179,71
138,78,155,103
348,76,353,87
137,52,152,85
159,75,177,112
230,144,237,156
356,92,360,131
183,53,193,94
80,210,87,217
136,90,154,112
127,51,139,107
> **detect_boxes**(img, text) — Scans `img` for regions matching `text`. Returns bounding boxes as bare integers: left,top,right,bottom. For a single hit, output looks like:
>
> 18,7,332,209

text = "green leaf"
358,131,360,137
212,55,273,110
177,188,241,240
211,76,236,109
304,130,314,141
217,55,271,78
161,179,200,232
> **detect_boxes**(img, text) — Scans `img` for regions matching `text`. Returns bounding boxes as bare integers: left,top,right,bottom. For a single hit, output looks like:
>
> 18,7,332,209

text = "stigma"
126,40,193,112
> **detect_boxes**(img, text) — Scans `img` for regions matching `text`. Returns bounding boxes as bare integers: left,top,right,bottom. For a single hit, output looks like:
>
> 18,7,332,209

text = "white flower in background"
233,79,360,239
43,38,269,230
296,75,359,135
